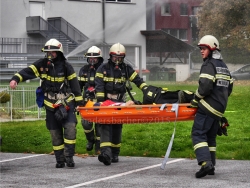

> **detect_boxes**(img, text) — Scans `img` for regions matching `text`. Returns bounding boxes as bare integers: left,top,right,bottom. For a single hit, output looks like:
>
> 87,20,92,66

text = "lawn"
0,80,250,160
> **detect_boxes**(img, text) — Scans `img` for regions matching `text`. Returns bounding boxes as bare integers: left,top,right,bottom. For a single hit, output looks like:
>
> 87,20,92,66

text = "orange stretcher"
77,103,197,124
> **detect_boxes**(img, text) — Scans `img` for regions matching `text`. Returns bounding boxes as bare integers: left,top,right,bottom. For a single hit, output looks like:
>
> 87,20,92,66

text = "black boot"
195,161,214,178
55,161,65,168
209,151,216,175
65,156,75,167
86,140,95,151
98,153,111,166
111,155,119,163
95,140,100,154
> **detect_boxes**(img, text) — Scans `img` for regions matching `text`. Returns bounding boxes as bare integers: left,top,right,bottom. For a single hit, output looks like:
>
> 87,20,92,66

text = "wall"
176,64,190,81
0,0,147,69
154,0,203,44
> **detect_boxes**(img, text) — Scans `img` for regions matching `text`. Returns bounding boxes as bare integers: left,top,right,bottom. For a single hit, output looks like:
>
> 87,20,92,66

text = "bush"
0,91,10,103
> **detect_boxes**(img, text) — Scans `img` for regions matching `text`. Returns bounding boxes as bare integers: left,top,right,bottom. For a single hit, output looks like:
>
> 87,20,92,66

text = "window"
169,29,177,38
68,0,132,2
161,3,170,16
106,0,132,2
163,29,188,41
179,29,187,40
192,6,202,15
180,3,188,16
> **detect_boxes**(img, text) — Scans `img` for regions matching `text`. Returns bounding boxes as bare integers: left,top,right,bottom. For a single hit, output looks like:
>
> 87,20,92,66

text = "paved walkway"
1,152,250,188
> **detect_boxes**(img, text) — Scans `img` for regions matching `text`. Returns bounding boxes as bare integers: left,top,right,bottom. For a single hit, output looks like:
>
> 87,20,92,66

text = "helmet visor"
111,55,124,64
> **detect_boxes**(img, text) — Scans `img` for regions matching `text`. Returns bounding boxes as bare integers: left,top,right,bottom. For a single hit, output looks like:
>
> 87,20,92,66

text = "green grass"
1,81,250,161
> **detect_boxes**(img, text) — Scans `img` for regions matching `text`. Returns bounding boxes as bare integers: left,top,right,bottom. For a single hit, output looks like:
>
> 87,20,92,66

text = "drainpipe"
102,0,106,44
189,51,194,73
102,0,107,59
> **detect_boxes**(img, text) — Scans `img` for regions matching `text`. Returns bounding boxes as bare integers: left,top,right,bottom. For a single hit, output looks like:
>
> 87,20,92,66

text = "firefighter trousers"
46,104,77,163
192,108,219,166
100,123,122,158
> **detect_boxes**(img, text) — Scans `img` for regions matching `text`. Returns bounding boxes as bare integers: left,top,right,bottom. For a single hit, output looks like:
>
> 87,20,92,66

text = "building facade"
0,0,147,70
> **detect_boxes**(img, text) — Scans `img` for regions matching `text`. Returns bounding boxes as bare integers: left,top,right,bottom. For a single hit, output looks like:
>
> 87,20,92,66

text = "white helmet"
43,38,64,53
109,43,126,57
198,35,220,51
86,46,102,58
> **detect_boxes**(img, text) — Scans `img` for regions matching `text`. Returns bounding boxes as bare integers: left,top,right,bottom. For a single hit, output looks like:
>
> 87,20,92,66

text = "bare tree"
198,0,250,51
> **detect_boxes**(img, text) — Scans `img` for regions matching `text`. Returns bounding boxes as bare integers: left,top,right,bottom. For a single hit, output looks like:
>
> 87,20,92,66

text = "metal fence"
0,86,46,122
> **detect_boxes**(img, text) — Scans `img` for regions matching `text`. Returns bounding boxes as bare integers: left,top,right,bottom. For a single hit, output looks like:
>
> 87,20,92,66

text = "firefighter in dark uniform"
9,39,84,168
95,43,148,165
190,35,233,178
78,46,103,154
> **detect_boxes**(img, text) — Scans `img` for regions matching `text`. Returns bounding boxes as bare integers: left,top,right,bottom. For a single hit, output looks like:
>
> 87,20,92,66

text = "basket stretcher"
77,103,197,124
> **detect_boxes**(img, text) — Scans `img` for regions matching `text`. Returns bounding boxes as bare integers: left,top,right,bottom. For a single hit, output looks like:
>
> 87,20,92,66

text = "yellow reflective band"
89,77,95,81
100,142,112,147
75,96,83,101
130,71,137,81
139,83,147,89
111,143,121,148
194,142,208,151
15,73,23,82
46,76,65,82
64,138,76,144
200,73,215,82
184,90,193,95
78,77,88,81
40,74,47,79
215,74,231,80
96,72,103,78
195,89,204,99
209,147,216,152
104,77,114,82
96,93,105,97
200,99,223,117
148,91,153,97
44,100,54,108
29,65,40,77
65,95,76,103
67,73,77,80
96,136,100,141
53,144,64,151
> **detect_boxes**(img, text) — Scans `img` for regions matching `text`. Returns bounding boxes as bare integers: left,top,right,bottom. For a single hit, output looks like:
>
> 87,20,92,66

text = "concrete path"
0,152,250,188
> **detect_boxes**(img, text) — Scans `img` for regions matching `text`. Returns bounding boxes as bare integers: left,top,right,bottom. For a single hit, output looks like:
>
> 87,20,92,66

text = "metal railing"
0,86,46,122
0,38,46,54
47,17,88,43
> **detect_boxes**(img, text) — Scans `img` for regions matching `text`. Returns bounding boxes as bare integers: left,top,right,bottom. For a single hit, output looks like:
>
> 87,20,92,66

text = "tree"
197,0,250,51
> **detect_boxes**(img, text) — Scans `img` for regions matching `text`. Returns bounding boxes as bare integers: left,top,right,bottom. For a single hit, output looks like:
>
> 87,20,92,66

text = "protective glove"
54,105,68,121
217,117,230,136
190,99,198,108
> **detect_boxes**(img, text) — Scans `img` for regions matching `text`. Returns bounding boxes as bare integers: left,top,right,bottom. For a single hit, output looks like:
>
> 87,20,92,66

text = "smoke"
66,1,155,59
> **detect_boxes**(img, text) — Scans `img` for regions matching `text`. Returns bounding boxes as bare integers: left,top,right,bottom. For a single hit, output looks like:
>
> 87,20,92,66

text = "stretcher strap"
160,103,179,170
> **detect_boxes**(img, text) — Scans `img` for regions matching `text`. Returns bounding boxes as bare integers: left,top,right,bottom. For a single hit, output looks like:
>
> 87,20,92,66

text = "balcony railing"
47,17,88,43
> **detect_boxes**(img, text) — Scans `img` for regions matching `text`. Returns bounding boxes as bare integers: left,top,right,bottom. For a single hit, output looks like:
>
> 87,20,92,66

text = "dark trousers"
46,103,77,162
100,123,122,158
192,108,219,165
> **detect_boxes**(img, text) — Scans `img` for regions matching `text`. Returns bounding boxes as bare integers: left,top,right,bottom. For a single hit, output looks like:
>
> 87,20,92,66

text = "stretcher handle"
76,103,193,110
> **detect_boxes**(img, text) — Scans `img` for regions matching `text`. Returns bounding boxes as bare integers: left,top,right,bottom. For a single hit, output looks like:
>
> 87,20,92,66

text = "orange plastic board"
77,104,197,124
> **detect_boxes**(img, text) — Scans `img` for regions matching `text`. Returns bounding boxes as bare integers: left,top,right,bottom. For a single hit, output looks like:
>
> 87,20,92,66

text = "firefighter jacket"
95,60,147,102
195,57,233,120
78,60,103,103
10,58,84,111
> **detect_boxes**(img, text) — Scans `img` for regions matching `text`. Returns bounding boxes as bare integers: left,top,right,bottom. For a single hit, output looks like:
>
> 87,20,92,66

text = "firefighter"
190,35,233,178
9,39,84,168
78,46,103,154
95,43,148,165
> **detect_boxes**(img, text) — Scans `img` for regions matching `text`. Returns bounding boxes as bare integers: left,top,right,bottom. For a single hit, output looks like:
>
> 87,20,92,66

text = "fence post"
10,94,13,121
